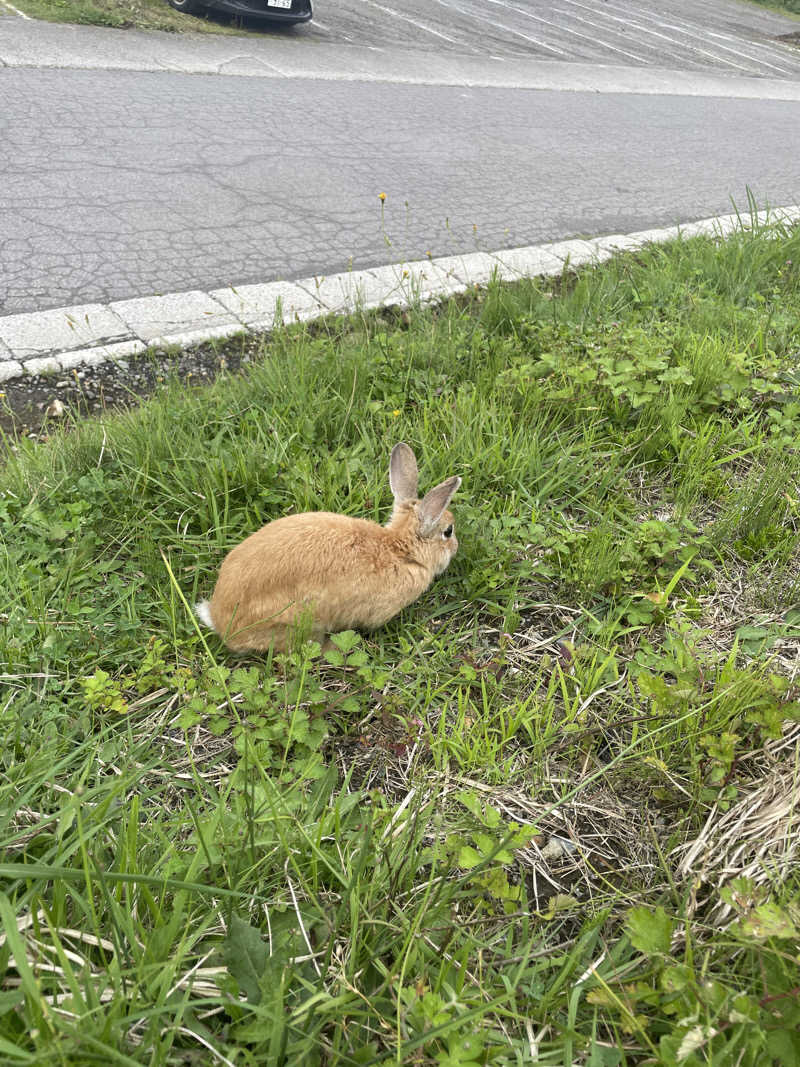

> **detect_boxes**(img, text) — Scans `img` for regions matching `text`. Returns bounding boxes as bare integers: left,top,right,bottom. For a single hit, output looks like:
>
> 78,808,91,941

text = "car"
168,0,312,25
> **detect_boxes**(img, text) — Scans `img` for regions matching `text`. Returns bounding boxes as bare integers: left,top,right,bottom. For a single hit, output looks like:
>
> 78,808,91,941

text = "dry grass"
676,722,800,924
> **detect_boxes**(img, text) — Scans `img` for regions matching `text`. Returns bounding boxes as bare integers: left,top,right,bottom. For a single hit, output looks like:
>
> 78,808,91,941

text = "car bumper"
210,0,312,20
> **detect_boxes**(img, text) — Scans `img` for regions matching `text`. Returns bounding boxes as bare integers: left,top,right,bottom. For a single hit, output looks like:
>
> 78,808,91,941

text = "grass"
4,0,278,34
746,0,800,19
2,213,800,1064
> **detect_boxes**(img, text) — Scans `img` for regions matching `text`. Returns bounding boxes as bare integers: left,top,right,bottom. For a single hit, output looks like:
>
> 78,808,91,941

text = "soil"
0,340,256,453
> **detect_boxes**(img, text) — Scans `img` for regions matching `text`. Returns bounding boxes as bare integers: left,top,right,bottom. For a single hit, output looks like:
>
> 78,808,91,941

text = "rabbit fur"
195,443,461,652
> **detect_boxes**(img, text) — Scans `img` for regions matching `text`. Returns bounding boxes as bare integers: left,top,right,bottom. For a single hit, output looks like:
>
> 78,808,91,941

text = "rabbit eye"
442,524,453,539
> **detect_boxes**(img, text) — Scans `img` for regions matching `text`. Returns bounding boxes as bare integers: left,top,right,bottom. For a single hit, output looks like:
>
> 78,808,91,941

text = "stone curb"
2,205,799,383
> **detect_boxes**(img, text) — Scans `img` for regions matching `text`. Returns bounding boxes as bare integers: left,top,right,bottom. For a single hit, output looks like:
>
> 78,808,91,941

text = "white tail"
194,600,216,631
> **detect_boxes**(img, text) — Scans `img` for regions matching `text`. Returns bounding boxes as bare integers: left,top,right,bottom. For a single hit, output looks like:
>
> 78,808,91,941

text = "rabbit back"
205,511,437,651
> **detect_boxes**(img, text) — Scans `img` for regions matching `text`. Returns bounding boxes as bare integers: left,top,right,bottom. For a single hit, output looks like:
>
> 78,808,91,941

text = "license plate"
267,0,292,7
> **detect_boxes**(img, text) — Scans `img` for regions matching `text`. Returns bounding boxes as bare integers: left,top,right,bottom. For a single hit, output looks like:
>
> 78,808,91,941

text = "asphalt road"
1,4,800,317
2,64,799,316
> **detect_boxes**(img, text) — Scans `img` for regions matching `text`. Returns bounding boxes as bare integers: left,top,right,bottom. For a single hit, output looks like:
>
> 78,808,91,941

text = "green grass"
7,0,273,34
746,0,800,19
2,213,800,1065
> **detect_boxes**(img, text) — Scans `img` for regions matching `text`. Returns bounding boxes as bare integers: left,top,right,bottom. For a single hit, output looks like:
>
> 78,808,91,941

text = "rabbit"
194,443,461,653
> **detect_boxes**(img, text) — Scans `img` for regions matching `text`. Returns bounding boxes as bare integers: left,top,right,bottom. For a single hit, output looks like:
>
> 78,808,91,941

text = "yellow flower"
378,192,386,201
392,409,401,417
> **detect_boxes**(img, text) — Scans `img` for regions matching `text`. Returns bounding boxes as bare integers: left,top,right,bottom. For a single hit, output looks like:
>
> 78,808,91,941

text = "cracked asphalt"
1,2,800,317
2,64,800,315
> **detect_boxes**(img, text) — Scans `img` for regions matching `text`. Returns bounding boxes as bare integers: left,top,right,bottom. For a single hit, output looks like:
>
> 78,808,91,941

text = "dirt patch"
0,341,254,449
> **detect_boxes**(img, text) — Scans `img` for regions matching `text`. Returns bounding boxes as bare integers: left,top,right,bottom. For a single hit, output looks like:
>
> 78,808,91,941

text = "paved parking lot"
3,1,800,79
305,0,800,76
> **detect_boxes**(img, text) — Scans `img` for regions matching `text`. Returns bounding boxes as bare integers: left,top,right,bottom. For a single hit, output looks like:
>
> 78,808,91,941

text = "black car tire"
168,0,206,13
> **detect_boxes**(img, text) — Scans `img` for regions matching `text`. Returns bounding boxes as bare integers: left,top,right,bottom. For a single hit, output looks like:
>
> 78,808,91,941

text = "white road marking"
426,0,570,57
311,17,357,44
627,0,800,74
705,29,799,74
0,0,31,18
482,0,650,64
584,0,800,77
356,0,462,46
561,0,760,74
553,1,702,69
602,0,799,75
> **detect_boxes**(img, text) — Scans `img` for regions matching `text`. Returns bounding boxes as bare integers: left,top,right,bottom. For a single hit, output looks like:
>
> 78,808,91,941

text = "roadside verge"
2,205,800,385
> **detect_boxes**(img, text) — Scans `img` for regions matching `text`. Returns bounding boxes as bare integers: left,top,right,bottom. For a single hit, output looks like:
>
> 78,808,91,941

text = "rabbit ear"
389,443,419,502
418,476,461,536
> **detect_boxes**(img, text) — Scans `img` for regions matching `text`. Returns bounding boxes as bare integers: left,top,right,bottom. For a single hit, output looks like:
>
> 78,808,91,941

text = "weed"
2,217,800,1063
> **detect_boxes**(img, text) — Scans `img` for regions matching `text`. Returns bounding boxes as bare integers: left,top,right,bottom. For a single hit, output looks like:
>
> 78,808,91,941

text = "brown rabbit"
194,443,461,652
